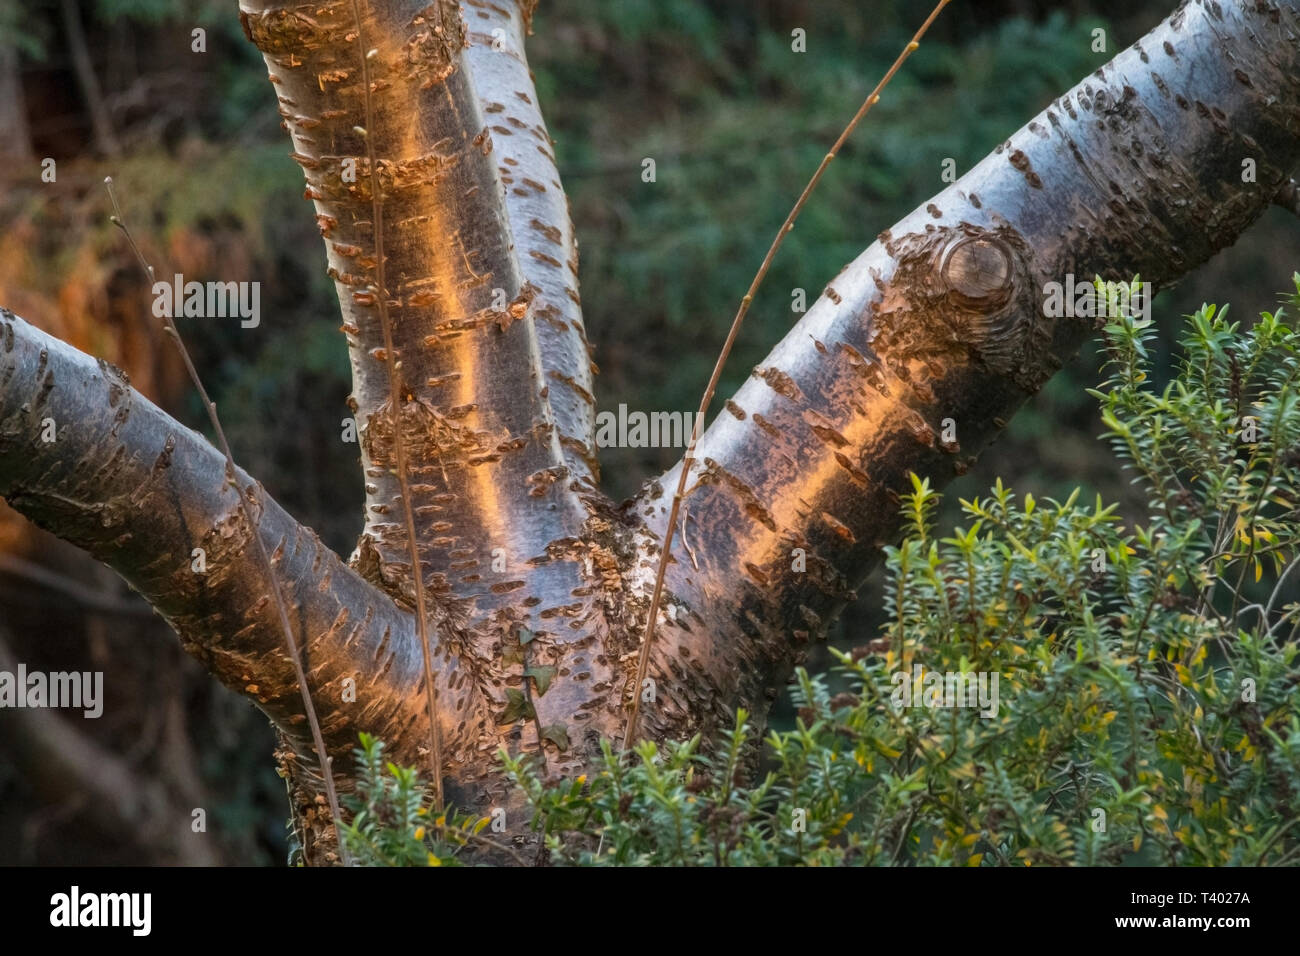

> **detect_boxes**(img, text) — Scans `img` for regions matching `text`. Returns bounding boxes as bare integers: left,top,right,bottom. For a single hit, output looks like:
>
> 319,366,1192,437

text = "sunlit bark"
0,0,1297,864
0,311,484,771
631,0,1300,741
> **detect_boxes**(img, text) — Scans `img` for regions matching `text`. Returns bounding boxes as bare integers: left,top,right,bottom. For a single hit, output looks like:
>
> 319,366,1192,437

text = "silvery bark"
1,0,1297,864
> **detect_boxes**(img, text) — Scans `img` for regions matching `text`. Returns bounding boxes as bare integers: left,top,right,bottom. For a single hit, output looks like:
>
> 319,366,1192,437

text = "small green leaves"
499,627,554,736
499,688,535,724
525,665,557,697
345,287,1300,868
339,734,477,867
541,723,570,751
503,626,535,665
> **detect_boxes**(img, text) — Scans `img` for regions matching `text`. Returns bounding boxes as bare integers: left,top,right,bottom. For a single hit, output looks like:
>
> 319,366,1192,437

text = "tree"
0,1,36,164
0,0,1297,865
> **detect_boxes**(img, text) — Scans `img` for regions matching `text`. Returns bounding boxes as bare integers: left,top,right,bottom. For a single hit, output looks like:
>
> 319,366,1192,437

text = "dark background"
0,0,1294,864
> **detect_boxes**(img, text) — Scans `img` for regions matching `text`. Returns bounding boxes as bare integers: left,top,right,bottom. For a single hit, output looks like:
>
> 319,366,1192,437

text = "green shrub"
338,734,501,867
343,278,1300,866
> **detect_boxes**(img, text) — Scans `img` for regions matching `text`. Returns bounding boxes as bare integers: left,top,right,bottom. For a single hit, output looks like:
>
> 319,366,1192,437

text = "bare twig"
431,820,532,868
0,626,217,864
520,634,549,778
1264,551,1300,623
0,553,153,617
624,0,956,747
103,177,351,866
350,0,445,812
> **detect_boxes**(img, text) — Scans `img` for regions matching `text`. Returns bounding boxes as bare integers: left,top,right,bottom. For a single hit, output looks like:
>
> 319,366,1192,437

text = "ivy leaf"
525,665,557,697
541,723,570,751
518,626,536,645
501,642,526,667
499,688,535,724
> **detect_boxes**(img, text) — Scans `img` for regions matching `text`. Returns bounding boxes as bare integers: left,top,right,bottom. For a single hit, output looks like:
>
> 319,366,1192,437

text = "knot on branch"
879,223,1048,391
940,236,1013,310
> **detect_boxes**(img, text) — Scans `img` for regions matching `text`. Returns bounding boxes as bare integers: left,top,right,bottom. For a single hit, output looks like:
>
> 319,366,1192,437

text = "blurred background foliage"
0,0,1294,864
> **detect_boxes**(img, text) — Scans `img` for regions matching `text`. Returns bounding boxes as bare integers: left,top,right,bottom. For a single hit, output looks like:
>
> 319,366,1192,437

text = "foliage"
8,0,1285,866
347,280,1300,865
0,0,46,60
338,734,502,867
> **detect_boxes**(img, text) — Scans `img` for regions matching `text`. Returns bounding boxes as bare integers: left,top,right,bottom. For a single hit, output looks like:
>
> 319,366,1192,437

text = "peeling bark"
235,0,627,836
238,0,594,627
1,0,1298,865
629,0,1300,741
0,311,487,785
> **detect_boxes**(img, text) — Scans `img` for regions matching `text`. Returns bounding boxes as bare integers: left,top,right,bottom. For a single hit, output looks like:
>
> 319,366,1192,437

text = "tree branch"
0,33,34,164
0,310,486,775
1276,178,1300,219
630,0,1300,737
58,0,121,157
0,626,217,864
0,552,154,616
237,0,592,627
462,0,597,485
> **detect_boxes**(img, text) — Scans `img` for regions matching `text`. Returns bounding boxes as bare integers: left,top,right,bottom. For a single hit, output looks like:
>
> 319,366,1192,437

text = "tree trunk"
0,34,34,164
1,0,1298,864
59,0,121,157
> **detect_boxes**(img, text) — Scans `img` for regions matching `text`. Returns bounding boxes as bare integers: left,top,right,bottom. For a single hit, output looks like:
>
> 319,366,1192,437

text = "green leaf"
518,626,536,645
499,688,535,724
525,665,558,697
542,723,570,751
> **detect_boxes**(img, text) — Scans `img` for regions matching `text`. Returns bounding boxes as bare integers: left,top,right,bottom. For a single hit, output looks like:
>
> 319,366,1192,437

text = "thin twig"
432,821,533,868
350,0,445,812
622,0,955,748
521,634,549,777
59,0,121,157
1255,816,1300,866
0,553,153,617
1263,550,1300,622
103,177,351,866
